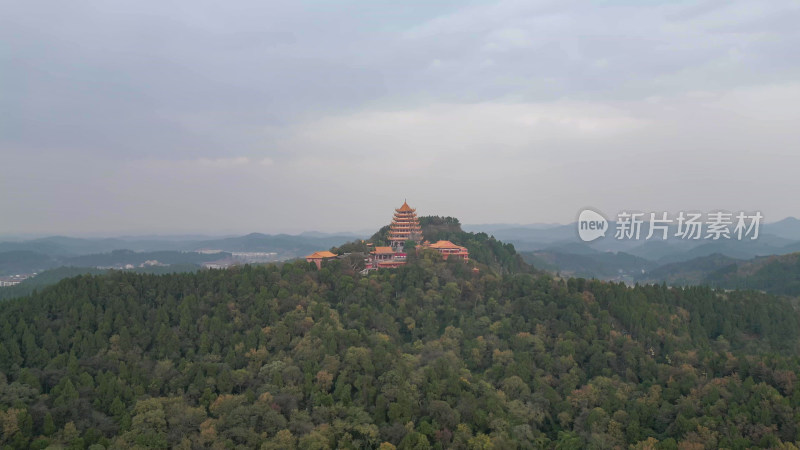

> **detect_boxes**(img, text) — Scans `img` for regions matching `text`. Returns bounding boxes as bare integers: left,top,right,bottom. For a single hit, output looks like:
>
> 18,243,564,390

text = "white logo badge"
578,209,608,242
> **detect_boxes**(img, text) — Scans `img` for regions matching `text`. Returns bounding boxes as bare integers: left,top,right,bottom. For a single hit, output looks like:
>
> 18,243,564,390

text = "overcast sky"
2,0,799,235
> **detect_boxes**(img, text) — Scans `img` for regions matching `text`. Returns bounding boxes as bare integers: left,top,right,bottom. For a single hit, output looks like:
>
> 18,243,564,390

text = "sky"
2,0,799,235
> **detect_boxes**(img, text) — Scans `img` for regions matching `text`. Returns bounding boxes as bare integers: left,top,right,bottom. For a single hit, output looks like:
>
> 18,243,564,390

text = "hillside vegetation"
0,265,203,301
521,250,653,280
636,252,800,296
1,251,800,448
636,254,743,286
704,253,800,296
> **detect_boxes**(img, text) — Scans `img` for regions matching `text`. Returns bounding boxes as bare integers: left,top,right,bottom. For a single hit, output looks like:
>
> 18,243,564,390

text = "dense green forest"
1,248,800,448
635,254,742,287
632,252,800,296
704,253,800,296
0,265,203,301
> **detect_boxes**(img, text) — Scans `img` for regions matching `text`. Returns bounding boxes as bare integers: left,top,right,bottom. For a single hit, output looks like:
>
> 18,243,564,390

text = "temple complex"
307,200,469,272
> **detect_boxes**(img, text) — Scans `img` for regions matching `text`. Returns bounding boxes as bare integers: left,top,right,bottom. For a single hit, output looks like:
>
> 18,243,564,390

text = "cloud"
279,101,648,167
133,156,275,172
196,157,251,168
1,0,800,234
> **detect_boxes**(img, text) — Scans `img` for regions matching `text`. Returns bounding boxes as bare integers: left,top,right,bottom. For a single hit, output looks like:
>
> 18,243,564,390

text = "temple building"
370,246,405,269
424,240,469,261
388,200,423,252
305,250,337,269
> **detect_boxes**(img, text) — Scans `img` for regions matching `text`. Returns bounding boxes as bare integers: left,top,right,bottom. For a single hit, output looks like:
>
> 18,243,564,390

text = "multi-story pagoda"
388,200,423,252
364,200,423,272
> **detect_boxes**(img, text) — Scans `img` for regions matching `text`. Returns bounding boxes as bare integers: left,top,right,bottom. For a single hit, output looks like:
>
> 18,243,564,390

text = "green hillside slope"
0,255,799,447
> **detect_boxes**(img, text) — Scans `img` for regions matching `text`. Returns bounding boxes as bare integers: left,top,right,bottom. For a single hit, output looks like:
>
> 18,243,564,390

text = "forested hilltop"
367,216,527,274
1,250,800,448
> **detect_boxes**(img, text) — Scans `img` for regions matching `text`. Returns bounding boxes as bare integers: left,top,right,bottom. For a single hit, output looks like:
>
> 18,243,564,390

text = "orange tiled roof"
378,261,404,267
372,246,395,254
397,201,414,212
306,251,337,259
428,240,466,250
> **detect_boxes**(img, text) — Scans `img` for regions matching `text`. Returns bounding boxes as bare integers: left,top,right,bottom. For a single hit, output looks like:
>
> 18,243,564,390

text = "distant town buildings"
231,252,279,263
200,251,280,269
0,274,34,286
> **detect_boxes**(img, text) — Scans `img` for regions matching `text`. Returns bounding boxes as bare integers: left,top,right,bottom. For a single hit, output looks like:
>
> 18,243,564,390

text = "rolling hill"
704,252,800,295
1,243,800,447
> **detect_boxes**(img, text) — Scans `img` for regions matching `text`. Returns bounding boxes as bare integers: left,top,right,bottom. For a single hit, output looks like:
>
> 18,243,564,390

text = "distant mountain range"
0,232,363,276
703,252,800,295
523,249,655,279
466,216,800,258
0,217,539,301
635,253,743,286
636,252,800,296
0,232,361,256
3,217,799,295
467,217,800,289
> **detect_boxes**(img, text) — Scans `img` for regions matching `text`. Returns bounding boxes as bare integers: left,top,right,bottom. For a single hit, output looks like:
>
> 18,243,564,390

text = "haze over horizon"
3,0,799,235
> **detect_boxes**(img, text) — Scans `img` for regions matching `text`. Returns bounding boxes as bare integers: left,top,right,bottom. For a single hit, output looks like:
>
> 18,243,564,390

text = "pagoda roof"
396,201,415,212
372,246,395,254
306,251,337,259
